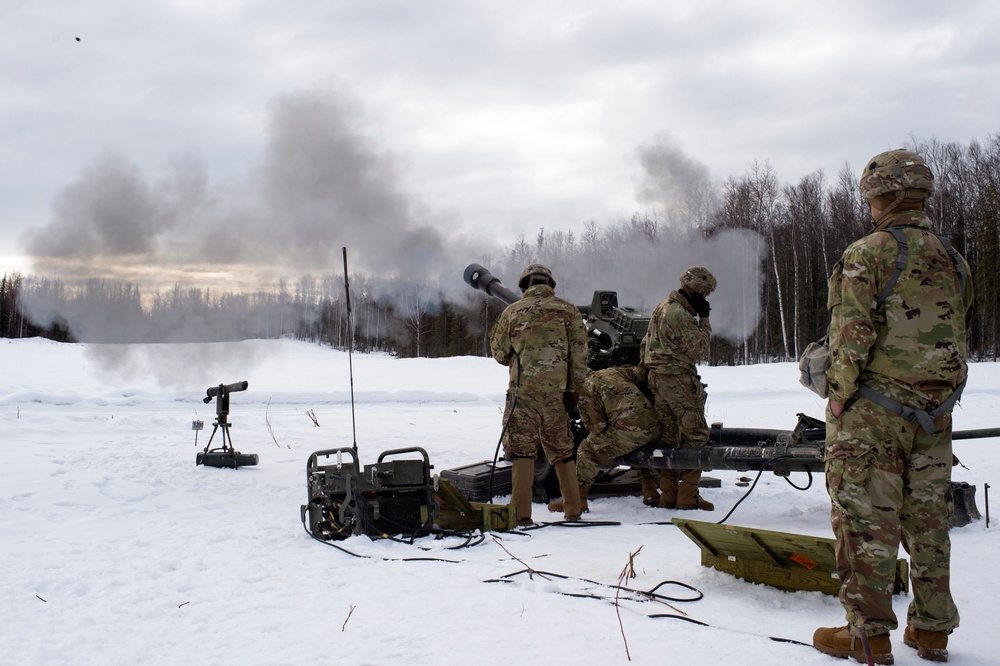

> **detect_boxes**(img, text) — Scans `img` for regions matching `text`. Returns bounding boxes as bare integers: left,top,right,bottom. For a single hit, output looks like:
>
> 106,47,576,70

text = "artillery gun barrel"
464,264,521,306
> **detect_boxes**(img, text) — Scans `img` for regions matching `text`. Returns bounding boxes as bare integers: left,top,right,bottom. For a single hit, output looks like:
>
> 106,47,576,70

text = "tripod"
196,381,258,469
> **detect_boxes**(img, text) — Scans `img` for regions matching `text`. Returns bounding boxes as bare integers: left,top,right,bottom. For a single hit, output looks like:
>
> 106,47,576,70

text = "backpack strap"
876,226,967,309
875,226,909,309
935,233,968,294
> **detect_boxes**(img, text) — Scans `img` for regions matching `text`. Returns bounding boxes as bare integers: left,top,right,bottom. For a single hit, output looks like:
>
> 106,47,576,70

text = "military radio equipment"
464,263,650,370
301,446,438,540
459,263,999,527
301,249,444,541
196,380,259,469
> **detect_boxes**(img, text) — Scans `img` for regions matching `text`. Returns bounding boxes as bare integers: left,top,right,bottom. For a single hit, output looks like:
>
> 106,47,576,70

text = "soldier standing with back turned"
490,264,588,526
640,266,717,511
813,149,973,664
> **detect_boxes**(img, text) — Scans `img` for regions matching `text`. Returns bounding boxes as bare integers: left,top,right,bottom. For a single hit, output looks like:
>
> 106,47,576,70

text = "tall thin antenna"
342,247,358,455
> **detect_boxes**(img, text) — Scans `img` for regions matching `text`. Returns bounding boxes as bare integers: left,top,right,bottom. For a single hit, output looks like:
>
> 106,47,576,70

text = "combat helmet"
518,263,556,291
859,150,934,226
859,149,934,201
680,266,717,296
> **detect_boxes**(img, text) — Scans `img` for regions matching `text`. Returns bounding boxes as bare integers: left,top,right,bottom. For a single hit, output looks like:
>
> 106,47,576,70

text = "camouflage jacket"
826,210,973,408
489,284,588,396
640,290,711,374
578,365,657,435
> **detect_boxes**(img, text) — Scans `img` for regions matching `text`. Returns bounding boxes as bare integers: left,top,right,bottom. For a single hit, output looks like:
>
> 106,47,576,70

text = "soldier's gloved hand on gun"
687,292,711,318
563,391,580,417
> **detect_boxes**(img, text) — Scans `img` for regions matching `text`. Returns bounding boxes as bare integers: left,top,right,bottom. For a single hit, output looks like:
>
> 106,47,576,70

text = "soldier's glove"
687,292,711,318
563,391,580,416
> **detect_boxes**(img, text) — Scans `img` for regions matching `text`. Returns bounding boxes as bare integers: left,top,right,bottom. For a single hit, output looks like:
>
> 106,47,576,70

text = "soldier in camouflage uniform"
490,263,588,525
546,365,661,514
813,149,973,665
640,266,716,511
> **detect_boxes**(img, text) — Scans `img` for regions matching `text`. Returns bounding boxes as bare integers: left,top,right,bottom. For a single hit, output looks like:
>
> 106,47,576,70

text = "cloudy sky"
3,0,999,289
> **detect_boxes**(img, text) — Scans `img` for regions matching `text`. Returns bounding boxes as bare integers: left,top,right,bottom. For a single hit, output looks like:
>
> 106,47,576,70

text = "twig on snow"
491,536,553,580
342,605,356,631
265,398,289,448
615,546,644,662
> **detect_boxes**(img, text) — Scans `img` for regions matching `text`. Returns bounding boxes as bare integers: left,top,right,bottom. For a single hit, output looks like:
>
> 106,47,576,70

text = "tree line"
709,134,1000,363
3,133,998,363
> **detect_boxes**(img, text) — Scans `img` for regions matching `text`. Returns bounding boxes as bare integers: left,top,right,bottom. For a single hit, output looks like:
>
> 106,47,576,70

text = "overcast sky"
3,0,999,289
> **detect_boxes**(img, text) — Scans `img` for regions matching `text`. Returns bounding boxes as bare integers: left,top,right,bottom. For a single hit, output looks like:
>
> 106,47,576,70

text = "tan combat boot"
904,626,949,662
511,458,535,526
547,484,590,514
638,474,660,506
657,469,679,509
675,469,714,511
552,460,582,520
813,626,893,664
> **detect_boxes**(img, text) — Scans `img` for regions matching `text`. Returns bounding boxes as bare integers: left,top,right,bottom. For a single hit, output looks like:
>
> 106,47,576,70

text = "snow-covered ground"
2,337,998,665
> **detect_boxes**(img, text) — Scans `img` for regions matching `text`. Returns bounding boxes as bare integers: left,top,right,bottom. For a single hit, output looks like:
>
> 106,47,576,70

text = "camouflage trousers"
825,395,959,636
577,421,661,486
501,391,574,463
647,369,709,448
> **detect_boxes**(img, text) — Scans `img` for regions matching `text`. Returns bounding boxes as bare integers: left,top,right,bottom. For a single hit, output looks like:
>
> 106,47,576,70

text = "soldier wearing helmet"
813,149,973,664
517,263,556,291
639,266,717,511
489,263,588,525
858,148,936,229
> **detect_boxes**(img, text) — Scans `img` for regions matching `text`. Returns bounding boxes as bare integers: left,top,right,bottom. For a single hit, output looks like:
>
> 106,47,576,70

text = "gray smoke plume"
21,86,476,345
25,87,465,287
19,86,764,380
636,132,720,230
480,223,763,343
475,137,763,342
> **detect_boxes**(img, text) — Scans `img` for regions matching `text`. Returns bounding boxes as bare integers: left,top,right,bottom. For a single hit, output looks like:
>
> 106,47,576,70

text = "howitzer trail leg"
511,458,535,526
658,469,679,509
553,460,582,520
676,469,714,511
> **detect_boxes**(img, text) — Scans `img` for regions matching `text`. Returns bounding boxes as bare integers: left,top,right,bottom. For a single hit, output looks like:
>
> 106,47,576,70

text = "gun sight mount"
196,380,258,469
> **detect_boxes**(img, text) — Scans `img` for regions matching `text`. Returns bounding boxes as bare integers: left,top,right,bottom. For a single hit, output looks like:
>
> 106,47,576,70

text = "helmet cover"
679,266,717,296
859,149,934,202
518,263,556,291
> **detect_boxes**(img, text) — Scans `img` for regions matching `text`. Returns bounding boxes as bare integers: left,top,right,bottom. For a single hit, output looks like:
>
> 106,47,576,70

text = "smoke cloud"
24,87,469,294
636,132,720,229
477,136,763,342
19,86,763,372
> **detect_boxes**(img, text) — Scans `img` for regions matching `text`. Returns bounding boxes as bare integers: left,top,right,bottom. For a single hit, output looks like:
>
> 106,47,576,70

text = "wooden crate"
672,518,909,597
435,477,515,532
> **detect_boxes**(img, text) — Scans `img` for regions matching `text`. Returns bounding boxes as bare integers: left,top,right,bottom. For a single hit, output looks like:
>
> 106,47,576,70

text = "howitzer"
464,263,649,369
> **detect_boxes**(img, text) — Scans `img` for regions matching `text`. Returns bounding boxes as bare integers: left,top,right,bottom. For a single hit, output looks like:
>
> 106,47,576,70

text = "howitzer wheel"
197,451,259,469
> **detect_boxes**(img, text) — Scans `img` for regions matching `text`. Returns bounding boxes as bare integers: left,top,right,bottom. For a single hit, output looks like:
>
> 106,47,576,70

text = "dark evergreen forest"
3,135,998,363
